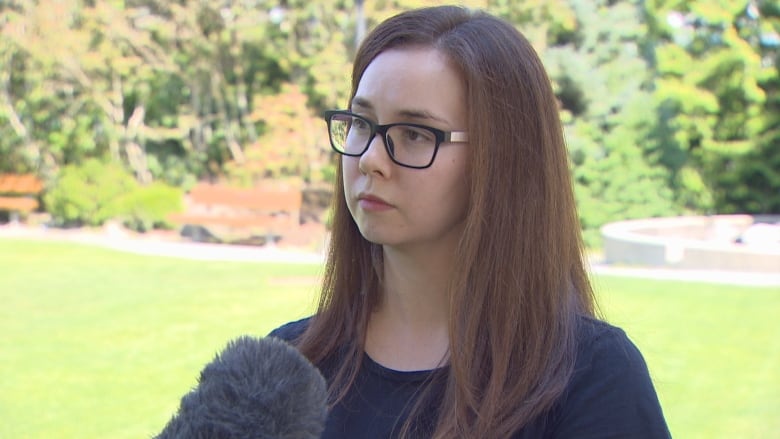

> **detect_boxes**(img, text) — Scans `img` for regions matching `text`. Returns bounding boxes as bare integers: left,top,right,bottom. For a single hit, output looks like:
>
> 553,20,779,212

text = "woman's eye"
403,127,434,143
350,117,370,130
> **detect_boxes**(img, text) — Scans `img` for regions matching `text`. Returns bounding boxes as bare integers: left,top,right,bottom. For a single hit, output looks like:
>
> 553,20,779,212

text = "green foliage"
646,0,780,213
43,159,182,230
1,0,779,232
540,0,681,245
119,182,184,232
44,159,138,226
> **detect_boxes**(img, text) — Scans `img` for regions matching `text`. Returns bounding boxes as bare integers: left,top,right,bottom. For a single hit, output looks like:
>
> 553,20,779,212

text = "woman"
272,5,670,438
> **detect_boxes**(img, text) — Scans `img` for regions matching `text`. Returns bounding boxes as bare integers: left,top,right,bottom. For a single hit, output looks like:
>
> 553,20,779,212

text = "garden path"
1,223,778,287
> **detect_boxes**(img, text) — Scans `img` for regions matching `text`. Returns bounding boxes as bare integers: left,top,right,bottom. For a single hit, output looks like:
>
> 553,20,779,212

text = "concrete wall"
601,215,780,273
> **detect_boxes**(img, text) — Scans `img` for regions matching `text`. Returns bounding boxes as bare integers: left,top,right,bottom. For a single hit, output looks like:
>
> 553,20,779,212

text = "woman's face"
343,47,469,252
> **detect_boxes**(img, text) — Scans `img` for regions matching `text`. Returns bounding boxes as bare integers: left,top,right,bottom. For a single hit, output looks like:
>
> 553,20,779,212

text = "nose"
358,132,393,177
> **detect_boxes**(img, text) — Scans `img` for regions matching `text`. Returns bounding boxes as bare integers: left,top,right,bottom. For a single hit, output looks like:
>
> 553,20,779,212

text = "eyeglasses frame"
323,110,469,169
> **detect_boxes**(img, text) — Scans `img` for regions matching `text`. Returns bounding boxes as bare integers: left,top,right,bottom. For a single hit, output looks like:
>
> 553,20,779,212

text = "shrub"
44,159,138,227
44,159,183,231
119,182,183,232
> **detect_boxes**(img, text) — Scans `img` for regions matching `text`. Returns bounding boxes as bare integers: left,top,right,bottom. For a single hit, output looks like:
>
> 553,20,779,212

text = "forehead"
353,47,466,125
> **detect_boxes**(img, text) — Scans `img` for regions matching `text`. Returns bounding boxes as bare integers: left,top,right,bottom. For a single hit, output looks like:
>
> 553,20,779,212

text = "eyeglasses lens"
328,115,437,168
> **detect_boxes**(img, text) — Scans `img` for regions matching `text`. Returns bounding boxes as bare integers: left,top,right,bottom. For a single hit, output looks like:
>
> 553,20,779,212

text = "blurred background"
0,0,778,247
1,1,779,438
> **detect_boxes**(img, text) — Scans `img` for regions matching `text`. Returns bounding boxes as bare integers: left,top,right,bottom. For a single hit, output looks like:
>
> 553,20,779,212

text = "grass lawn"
593,276,780,438
1,238,778,438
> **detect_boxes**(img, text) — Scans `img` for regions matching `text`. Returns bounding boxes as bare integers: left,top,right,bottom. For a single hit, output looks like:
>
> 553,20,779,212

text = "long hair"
297,6,595,438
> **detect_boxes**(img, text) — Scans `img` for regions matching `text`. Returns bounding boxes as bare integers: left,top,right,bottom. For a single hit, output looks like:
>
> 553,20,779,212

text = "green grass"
1,238,778,438
0,239,321,439
594,276,780,438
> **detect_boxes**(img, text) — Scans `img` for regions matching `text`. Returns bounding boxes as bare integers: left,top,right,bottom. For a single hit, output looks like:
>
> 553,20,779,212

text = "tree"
645,0,780,213
2,0,777,234
498,0,680,244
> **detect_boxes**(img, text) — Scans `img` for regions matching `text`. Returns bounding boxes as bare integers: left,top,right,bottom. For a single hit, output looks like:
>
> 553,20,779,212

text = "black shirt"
269,316,671,438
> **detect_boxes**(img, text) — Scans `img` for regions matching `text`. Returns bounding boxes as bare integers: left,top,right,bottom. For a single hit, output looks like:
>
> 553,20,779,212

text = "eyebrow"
350,97,449,124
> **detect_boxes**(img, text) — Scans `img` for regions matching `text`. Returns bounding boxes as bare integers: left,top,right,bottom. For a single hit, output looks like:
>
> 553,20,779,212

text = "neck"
384,246,451,322
364,237,460,371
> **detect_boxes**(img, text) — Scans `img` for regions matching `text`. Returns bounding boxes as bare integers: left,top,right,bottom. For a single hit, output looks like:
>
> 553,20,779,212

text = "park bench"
169,182,303,245
0,173,44,223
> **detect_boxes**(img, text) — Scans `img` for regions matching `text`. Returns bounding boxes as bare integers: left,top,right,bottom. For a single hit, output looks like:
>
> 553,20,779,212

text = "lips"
357,193,394,211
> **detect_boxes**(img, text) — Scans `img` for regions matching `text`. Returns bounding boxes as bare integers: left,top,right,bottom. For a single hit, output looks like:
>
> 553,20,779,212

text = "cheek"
342,156,359,187
341,158,357,218
441,156,470,215
449,176,470,218
341,157,362,213
412,162,470,217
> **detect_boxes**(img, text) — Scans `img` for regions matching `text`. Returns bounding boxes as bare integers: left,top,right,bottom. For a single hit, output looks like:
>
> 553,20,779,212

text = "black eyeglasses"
324,110,469,169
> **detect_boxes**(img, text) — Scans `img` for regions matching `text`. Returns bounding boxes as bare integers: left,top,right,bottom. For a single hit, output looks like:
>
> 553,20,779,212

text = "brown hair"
297,5,596,437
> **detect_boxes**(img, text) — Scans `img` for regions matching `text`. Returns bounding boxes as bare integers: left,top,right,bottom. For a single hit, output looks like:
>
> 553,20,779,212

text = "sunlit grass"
0,239,320,439
1,238,777,438
594,276,780,438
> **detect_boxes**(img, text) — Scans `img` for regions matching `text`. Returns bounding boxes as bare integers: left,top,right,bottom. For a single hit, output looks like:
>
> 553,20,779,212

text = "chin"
356,227,400,247
358,231,392,246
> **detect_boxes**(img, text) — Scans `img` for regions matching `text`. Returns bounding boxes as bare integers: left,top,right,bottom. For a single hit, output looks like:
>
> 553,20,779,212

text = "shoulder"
267,317,312,343
575,316,645,369
549,316,671,438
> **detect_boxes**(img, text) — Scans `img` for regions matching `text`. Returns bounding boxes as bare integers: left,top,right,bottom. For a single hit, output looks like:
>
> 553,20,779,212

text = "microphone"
155,336,327,439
